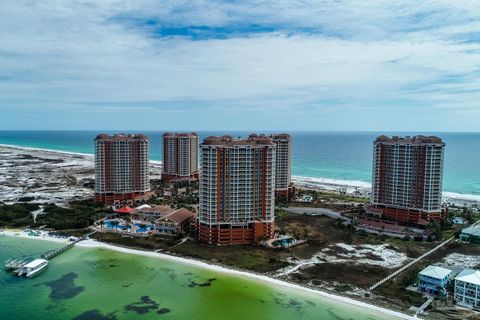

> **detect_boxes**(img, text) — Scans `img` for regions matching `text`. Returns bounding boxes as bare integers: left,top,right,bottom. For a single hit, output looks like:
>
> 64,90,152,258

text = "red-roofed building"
155,208,196,235
114,206,135,214
133,205,175,222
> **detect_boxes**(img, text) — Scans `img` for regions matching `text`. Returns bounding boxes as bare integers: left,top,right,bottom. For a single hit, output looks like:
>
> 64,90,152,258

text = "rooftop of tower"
374,135,444,145
95,133,148,141
202,134,274,146
269,133,291,140
163,132,198,138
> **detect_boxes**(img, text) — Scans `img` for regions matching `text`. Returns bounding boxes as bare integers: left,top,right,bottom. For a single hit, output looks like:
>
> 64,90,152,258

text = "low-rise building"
100,205,195,236
455,269,480,309
418,265,452,295
114,206,135,215
155,208,196,235
133,205,174,222
460,226,480,244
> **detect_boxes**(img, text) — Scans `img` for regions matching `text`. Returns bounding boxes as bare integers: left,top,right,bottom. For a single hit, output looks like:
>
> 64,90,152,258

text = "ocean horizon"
1,130,479,197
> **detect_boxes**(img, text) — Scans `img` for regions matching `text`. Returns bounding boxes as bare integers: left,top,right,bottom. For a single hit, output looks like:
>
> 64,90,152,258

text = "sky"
0,1,479,132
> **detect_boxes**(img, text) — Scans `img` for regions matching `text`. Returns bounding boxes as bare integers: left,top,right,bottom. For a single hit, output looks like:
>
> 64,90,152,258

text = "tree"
461,207,475,224
426,220,442,241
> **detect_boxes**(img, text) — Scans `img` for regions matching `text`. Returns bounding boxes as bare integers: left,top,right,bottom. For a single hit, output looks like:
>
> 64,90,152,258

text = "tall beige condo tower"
270,134,292,191
198,134,276,245
371,135,445,224
162,132,199,181
94,134,150,205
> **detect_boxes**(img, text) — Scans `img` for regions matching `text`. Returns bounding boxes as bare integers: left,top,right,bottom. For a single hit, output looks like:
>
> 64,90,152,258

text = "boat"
4,259,14,270
16,259,48,277
4,259,27,271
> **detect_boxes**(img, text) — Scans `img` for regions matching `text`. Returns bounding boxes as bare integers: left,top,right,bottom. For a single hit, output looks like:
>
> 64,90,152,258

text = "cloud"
0,1,479,130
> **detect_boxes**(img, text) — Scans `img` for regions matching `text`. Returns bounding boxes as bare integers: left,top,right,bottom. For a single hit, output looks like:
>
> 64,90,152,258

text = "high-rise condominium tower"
94,134,150,205
198,134,276,245
270,133,292,191
371,135,445,224
162,132,199,181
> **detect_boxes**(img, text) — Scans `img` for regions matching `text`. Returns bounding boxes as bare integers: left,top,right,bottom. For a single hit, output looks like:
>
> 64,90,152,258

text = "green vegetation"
275,193,289,207
334,284,353,293
274,208,289,222
448,205,480,224
170,240,290,273
317,191,369,204
296,189,369,205
0,199,111,230
149,179,199,211
0,202,40,227
37,199,111,230
93,232,180,251
93,234,290,273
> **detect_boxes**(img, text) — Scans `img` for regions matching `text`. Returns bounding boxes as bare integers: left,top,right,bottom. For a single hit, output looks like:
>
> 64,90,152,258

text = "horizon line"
1,129,480,134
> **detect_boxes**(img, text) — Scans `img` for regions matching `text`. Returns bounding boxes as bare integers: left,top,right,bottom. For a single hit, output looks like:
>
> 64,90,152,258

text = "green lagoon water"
0,236,397,320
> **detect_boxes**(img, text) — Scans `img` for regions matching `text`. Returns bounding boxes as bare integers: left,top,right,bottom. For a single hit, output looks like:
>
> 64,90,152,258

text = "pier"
368,236,454,291
42,231,97,260
4,230,97,273
409,297,434,316
369,219,480,292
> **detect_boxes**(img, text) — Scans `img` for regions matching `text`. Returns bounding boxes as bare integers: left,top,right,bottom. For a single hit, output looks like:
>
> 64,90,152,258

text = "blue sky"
1,1,479,131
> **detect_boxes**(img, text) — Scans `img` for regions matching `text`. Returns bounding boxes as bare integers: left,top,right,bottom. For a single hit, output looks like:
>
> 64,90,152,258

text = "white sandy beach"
1,229,416,320
0,144,162,205
292,175,480,206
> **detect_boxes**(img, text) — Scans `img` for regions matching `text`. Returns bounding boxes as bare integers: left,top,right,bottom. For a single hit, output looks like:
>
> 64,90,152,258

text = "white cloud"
0,0,479,130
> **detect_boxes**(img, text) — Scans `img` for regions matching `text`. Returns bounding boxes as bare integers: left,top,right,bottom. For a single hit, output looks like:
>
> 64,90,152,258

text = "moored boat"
4,259,27,271
16,259,48,277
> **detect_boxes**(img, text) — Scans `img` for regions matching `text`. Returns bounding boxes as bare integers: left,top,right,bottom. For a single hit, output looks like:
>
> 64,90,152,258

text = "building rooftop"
95,133,148,141
163,132,198,138
156,208,196,224
202,134,274,146
461,226,480,237
115,206,135,214
419,265,452,279
135,204,152,210
137,205,174,215
269,133,291,140
455,269,480,286
374,135,444,145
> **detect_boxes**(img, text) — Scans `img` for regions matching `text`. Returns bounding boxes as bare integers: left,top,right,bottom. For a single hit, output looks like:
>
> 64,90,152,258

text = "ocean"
0,131,479,196
0,236,399,320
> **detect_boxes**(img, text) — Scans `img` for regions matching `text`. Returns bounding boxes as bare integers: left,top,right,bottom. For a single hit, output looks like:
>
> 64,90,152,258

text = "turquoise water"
0,236,398,320
0,131,479,195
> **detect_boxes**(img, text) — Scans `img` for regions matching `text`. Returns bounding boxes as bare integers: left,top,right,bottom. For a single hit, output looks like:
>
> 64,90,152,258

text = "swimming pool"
134,223,153,233
104,220,131,230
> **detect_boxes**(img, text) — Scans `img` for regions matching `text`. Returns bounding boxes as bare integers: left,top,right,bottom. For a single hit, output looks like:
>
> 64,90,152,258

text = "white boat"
16,259,48,277
5,259,29,271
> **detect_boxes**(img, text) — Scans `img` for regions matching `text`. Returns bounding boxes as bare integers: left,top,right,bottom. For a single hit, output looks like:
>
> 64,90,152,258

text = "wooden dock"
409,296,435,316
369,236,455,291
41,231,97,260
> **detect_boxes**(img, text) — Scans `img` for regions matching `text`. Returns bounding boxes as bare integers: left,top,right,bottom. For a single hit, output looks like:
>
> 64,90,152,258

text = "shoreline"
0,142,163,167
1,143,479,203
0,229,415,320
